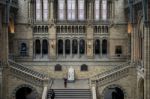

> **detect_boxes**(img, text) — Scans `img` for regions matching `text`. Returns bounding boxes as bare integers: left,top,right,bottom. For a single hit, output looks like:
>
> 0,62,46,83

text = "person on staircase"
51,89,55,99
64,77,67,88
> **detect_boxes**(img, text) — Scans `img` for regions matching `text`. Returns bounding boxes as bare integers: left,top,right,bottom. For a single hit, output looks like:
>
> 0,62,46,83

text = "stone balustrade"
8,59,50,87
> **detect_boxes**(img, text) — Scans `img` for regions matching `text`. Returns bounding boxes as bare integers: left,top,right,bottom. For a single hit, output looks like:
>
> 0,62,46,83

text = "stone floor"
51,79,90,89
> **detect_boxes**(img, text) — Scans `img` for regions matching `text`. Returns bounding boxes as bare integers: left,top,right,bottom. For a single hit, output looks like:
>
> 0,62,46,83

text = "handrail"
8,59,47,80
90,61,131,80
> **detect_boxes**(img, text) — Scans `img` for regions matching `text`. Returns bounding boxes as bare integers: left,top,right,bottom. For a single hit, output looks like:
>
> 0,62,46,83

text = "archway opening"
65,39,70,54
79,39,85,54
42,39,48,55
35,39,41,54
16,87,35,99
58,39,63,54
72,39,78,54
139,78,144,99
95,39,100,54
104,87,124,99
102,39,107,55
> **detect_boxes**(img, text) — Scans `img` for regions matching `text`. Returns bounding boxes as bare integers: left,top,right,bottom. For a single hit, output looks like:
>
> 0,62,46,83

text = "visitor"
51,89,55,99
64,77,67,88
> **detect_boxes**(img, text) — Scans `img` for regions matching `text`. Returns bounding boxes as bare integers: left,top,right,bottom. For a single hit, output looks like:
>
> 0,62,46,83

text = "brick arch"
11,84,39,98
101,84,127,99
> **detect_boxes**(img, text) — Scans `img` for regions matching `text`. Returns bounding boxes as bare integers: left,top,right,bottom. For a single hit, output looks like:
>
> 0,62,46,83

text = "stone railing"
8,59,49,87
90,61,131,86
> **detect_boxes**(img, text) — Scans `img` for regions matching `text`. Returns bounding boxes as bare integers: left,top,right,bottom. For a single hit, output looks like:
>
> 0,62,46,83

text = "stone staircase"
47,89,91,99
8,59,50,87
90,61,132,86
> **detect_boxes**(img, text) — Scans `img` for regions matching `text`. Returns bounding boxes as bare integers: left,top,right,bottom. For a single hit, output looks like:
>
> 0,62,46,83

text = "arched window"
67,0,76,20
115,46,122,55
81,64,88,71
65,39,70,54
36,0,41,20
58,39,63,54
43,0,48,21
42,39,48,54
45,26,48,33
35,39,41,54
95,39,100,54
102,39,107,55
80,39,85,54
20,43,27,56
72,39,78,54
58,0,65,20
35,0,48,21
78,0,85,20
55,64,62,71
102,0,107,20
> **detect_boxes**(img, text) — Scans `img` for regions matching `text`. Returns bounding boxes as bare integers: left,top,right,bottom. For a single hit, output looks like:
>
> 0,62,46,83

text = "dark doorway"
58,39,63,54
20,43,27,56
95,39,100,54
35,39,41,54
65,39,70,54
16,87,33,99
42,39,48,54
104,87,124,99
102,39,107,55
79,39,85,54
72,39,78,54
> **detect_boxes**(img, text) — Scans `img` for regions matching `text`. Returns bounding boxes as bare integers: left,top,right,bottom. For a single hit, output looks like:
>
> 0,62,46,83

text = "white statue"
68,67,75,82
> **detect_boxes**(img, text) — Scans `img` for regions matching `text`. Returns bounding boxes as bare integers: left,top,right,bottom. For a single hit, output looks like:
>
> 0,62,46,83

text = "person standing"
51,89,55,99
64,77,67,88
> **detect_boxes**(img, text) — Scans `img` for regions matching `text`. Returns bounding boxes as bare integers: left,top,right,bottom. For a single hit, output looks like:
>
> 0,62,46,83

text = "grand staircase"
8,59,50,87
90,61,132,86
47,89,91,99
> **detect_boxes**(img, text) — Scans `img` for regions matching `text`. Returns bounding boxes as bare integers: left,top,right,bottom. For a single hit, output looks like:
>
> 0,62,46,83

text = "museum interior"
0,0,150,99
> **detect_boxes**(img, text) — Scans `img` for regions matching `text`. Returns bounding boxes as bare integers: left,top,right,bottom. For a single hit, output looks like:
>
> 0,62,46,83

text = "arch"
65,39,70,54
81,64,88,71
102,39,107,55
94,39,100,54
72,39,78,54
35,39,41,54
102,84,126,99
42,39,48,54
138,78,144,99
12,84,38,99
45,26,48,33
58,39,63,54
38,26,41,32
79,39,85,54
42,26,45,32
33,26,37,33
20,42,27,56
55,64,62,71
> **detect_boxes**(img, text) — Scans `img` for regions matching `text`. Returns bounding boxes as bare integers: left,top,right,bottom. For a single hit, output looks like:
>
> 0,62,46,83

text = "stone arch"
138,78,144,99
12,84,39,99
81,64,88,71
101,84,127,99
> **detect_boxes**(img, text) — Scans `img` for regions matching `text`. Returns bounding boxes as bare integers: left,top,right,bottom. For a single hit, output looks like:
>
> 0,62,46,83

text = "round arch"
138,78,144,99
101,84,127,99
12,84,39,99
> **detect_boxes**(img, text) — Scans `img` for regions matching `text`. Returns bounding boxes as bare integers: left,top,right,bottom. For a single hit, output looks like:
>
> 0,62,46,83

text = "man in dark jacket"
51,89,55,99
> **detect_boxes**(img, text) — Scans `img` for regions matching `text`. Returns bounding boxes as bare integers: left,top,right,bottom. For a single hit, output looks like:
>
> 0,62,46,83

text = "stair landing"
51,79,90,89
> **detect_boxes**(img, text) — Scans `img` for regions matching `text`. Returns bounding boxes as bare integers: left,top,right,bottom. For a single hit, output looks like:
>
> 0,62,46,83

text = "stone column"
144,23,150,99
49,0,56,59
86,0,94,58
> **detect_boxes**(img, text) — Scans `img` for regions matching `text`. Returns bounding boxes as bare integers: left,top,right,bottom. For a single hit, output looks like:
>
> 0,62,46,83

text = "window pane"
36,0,41,20
67,0,76,20
43,0,48,21
102,0,107,20
95,0,100,20
58,0,65,20
78,0,84,20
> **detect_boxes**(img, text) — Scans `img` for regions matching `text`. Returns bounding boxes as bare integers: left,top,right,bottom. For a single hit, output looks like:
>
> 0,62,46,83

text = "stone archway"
138,78,144,99
102,84,127,99
12,84,38,99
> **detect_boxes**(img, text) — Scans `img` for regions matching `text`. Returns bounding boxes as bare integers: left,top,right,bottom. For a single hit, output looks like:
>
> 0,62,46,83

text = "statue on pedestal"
68,67,75,82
